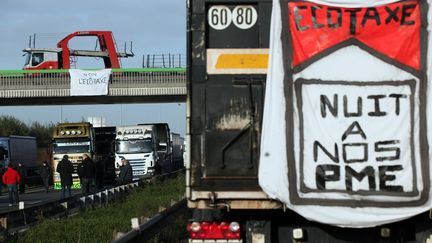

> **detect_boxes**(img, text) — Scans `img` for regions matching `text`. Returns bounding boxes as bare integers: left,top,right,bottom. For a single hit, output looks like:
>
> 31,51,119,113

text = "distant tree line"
0,115,55,148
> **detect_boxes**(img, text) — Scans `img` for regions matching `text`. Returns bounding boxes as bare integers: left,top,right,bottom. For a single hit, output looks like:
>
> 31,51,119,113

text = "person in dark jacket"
56,155,73,199
39,161,51,193
77,162,83,186
118,158,133,185
2,163,20,206
17,162,26,194
80,154,95,193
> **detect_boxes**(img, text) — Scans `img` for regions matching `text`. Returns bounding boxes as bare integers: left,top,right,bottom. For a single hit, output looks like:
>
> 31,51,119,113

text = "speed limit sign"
232,6,258,29
208,6,232,30
208,5,257,30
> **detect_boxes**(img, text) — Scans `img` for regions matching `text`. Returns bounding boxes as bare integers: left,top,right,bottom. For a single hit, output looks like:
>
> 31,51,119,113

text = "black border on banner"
280,0,430,207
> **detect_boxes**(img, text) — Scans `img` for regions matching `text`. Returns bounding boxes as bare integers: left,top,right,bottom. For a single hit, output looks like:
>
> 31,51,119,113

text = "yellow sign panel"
207,48,269,74
215,54,268,69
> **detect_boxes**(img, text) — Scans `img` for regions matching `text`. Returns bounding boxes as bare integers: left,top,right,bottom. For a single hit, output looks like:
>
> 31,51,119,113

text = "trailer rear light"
187,221,241,239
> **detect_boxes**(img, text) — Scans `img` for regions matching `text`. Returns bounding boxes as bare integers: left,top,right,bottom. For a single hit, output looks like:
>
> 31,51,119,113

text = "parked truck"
115,125,159,180
0,135,39,184
94,126,117,186
51,122,95,189
187,0,432,242
138,123,173,174
23,31,133,70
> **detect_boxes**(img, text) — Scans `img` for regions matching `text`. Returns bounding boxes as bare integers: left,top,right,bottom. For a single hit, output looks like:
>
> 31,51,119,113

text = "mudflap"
245,221,271,243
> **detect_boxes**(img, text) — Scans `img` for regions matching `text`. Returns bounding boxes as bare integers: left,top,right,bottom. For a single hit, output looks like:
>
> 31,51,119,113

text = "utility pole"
60,105,63,123
120,104,123,125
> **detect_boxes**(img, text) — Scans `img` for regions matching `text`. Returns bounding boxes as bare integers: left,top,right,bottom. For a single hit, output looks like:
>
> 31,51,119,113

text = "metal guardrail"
112,198,187,243
0,68,186,89
0,68,186,75
143,54,186,68
0,170,184,241
0,182,140,240
0,68,187,100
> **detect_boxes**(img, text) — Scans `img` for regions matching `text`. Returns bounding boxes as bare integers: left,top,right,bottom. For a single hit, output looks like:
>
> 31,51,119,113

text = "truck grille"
128,159,148,176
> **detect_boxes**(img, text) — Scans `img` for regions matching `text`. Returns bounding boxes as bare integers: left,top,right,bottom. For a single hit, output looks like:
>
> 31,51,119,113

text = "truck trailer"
187,0,432,242
0,135,39,184
138,123,173,174
94,126,117,186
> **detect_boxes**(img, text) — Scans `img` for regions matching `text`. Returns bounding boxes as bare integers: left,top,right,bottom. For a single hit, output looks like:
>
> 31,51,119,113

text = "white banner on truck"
259,0,432,227
69,69,111,96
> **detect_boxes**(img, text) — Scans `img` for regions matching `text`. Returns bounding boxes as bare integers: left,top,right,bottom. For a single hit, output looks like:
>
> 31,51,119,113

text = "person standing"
2,164,20,206
56,155,73,199
39,161,51,193
118,158,133,185
77,162,83,186
80,154,95,194
17,162,27,194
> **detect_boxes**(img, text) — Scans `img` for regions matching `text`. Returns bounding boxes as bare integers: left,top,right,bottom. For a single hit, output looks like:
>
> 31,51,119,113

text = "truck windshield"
24,53,31,66
116,139,153,154
52,139,91,154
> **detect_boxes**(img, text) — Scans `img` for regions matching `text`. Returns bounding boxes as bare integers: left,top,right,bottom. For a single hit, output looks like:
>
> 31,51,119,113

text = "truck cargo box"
187,0,273,208
187,0,432,242
0,135,39,184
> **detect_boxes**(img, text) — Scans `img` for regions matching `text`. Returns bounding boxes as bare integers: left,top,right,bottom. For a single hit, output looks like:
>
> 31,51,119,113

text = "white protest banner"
69,69,111,96
259,0,432,227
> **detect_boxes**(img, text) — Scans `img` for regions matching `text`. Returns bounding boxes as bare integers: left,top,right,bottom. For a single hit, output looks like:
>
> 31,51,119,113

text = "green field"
10,174,187,243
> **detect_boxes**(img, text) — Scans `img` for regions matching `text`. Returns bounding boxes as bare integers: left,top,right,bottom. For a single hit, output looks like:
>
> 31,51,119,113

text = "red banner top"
288,1,420,69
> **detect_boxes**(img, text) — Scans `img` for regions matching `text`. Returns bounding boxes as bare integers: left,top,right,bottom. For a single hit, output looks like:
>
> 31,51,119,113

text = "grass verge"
10,174,186,243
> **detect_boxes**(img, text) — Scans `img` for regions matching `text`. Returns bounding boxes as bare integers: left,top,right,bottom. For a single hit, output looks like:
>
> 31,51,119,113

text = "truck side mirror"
0,148,8,159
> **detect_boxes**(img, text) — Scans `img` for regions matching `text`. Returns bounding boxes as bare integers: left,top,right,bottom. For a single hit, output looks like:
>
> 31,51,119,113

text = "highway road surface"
0,187,82,214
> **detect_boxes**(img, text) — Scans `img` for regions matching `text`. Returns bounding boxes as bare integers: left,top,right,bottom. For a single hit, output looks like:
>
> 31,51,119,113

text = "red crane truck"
23,31,133,70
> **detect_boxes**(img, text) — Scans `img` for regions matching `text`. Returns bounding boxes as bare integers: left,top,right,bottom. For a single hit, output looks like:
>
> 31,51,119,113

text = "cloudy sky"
0,0,187,135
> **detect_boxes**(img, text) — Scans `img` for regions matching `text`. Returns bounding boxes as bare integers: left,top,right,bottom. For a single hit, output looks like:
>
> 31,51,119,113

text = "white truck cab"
115,125,159,180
